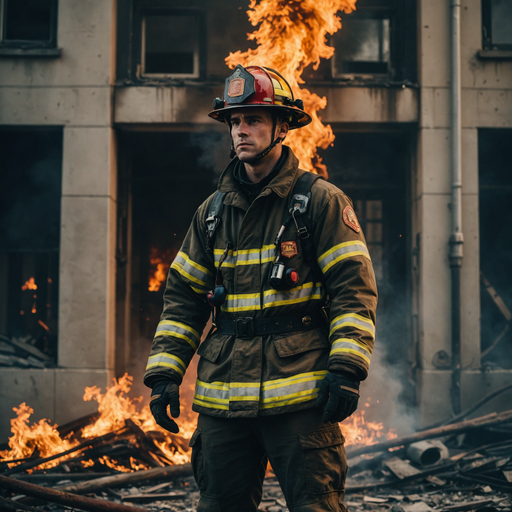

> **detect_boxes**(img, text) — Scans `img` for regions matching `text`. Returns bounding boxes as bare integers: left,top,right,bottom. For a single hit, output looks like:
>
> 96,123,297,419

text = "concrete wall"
0,0,117,440
415,0,512,426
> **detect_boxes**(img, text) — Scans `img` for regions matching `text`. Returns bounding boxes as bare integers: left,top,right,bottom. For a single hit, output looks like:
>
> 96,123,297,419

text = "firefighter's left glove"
316,372,360,424
150,380,180,434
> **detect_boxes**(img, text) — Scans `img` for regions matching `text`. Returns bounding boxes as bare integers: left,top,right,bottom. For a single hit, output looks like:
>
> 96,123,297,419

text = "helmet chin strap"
229,114,283,163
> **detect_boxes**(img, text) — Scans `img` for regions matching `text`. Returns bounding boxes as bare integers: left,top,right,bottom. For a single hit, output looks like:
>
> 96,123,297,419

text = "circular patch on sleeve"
343,206,361,233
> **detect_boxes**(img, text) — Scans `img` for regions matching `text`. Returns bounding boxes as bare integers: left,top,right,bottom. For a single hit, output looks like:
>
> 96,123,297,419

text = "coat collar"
217,146,300,201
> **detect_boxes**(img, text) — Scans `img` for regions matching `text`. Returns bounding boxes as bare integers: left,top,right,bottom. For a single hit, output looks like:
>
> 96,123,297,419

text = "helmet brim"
208,103,312,130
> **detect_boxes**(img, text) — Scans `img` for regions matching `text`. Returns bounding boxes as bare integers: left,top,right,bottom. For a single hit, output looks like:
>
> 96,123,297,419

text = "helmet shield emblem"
223,65,256,105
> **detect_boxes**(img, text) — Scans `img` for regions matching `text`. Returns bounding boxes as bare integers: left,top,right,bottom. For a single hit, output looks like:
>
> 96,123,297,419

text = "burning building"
0,0,512,447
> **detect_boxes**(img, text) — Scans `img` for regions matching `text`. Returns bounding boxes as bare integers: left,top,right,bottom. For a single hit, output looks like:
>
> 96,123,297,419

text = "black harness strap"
205,192,227,253
285,172,324,267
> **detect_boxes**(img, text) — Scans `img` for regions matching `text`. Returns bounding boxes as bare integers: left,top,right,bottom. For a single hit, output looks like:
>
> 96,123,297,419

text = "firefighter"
144,65,378,512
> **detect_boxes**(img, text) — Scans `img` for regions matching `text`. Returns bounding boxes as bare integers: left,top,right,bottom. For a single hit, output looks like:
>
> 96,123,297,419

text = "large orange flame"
148,248,176,292
226,0,357,176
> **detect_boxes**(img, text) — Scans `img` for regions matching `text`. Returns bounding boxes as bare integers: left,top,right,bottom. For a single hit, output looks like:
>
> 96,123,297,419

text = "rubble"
1,403,511,511
0,334,54,369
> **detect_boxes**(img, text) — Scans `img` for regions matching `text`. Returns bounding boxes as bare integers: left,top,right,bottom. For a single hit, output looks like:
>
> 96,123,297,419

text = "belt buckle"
235,317,254,338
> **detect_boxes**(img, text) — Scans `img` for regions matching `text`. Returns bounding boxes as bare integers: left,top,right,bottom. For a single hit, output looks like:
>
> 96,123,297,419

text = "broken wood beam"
0,495,42,512
56,463,193,495
346,409,512,458
3,430,123,476
0,474,149,512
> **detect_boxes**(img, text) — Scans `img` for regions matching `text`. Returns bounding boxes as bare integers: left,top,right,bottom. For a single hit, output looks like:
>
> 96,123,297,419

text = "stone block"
0,369,55,443
460,194,480,369
462,128,479,195
0,0,115,87
475,89,512,127
62,127,116,198
418,0,450,88
417,369,452,427
59,196,116,369
54,369,114,426
418,194,452,369
420,87,450,129
0,87,111,126
417,128,451,195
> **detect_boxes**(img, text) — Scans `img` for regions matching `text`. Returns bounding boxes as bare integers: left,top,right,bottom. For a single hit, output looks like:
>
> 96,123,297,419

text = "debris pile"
0,334,54,369
0,405,511,511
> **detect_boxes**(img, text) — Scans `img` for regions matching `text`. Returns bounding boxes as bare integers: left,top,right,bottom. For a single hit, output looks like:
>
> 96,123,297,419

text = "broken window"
0,0,58,49
332,15,392,76
479,129,512,368
142,12,201,77
482,0,512,50
0,128,62,365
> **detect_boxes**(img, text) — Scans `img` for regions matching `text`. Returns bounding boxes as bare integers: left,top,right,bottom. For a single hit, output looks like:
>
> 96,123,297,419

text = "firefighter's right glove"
316,372,360,424
150,380,180,434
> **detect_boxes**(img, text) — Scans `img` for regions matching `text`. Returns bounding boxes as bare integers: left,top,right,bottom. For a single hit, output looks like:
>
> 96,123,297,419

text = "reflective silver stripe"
171,251,213,289
194,380,260,404
263,282,323,309
318,241,371,274
155,320,200,351
146,352,186,377
221,293,261,312
214,244,275,268
330,338,372,365
330,313,375,338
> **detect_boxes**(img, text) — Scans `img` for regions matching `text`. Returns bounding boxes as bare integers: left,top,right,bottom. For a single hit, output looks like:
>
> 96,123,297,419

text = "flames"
0,374,197,473
0,374,394,474
21,277,38,291
148,248,176,292
226,0,357,176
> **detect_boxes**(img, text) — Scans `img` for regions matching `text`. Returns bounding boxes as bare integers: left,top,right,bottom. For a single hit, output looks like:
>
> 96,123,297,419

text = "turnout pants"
189,408,348,512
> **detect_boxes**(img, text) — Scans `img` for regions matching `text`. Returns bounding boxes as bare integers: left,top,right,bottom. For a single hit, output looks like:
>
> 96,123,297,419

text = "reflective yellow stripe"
330,338,372,362
155,321,200,351
318,241,371,274
146,352,186,377
193,398,230,410
171,251,213,289
194,394,229,404
330,347,371,365
214,244,275,268
221,292,261,312
263,282,323,308
330,313,375,338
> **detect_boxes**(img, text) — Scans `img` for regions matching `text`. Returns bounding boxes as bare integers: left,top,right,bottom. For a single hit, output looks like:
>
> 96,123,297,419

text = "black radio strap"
205,192,226,253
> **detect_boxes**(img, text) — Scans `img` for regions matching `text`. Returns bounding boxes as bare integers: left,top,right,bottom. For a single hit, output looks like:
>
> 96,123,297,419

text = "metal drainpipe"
450,0,464,415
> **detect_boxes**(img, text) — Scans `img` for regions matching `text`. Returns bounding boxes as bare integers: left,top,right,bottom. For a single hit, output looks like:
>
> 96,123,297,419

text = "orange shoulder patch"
343,206,361,233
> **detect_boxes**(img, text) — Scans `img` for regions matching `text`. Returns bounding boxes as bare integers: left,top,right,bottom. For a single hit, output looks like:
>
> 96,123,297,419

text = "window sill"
0,47,62,58
478,50,512,60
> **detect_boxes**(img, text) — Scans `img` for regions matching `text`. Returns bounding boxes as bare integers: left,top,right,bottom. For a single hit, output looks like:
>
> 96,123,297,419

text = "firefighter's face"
230,109,288,162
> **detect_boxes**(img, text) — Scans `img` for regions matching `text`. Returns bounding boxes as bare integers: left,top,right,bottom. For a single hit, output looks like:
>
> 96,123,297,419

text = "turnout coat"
144,148,378,418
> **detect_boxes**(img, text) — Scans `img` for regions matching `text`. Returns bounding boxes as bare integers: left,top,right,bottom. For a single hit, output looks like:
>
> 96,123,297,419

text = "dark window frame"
482,0,512,51
331,7,396,79
133,6,206,80
0,0,58,50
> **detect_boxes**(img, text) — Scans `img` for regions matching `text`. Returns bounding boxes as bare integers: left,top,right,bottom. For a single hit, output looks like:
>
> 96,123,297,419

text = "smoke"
188,131,232,182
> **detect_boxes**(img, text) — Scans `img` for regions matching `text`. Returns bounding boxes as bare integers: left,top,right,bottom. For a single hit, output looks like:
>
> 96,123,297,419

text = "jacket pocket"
273,327,329,357
189,428,205,491
197,333,230,363
299,427,346,495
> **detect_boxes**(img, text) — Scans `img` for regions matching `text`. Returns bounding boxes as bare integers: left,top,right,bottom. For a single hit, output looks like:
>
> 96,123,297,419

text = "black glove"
150,380,181,433
316,372,360,423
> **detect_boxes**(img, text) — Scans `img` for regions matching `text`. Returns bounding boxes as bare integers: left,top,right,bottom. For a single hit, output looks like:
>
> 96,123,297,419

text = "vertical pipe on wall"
450,0,464,415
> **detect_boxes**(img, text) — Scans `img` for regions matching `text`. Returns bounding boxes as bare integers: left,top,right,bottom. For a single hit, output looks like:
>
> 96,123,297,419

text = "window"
482,0,512,50
0,0,58,49
141,12,201,78
332,14,392,77
0,128,62,365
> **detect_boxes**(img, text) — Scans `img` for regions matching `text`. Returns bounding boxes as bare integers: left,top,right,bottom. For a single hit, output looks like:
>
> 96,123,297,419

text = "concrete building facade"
0,0,511,440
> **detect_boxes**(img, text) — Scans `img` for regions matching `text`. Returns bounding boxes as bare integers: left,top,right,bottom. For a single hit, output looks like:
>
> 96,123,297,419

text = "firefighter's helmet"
208,65,312,129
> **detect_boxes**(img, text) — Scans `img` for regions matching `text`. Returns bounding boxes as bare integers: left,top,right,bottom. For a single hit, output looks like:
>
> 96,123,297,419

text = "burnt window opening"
482,0,512,51
332,16,392,76
141,11,201,77
479,129,512,369
0,0,58,49
0,128,62,366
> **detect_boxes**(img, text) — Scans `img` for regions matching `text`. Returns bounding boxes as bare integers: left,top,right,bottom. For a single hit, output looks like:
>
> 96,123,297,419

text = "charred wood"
347,409,512,458
0,473,150,512
55,463,193,494
0,495,42,512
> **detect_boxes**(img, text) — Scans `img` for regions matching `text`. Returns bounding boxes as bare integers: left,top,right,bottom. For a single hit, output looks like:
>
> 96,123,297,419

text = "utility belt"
215,311,324,338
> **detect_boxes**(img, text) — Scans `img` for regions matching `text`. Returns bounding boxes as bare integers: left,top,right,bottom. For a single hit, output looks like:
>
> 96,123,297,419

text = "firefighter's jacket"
144,148,378,418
